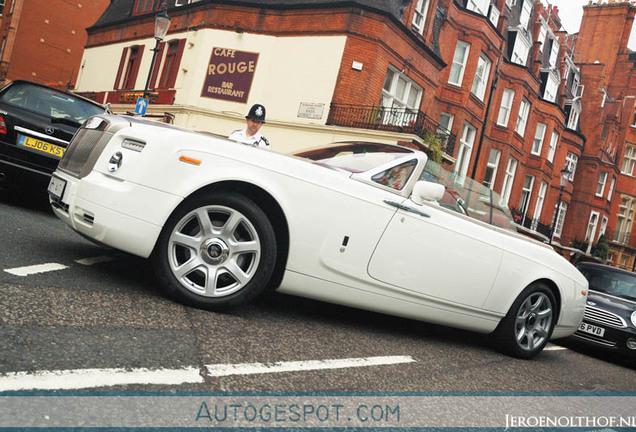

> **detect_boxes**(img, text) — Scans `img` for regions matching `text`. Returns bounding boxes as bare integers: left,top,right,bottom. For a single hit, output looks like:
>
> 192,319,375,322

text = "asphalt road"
0,181,635,395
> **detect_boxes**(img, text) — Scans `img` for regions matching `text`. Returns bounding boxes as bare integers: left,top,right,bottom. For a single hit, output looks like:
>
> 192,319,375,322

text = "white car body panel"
50,115,588,344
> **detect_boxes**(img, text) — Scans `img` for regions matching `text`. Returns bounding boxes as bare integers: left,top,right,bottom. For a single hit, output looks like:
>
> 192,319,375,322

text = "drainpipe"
470,58,500,180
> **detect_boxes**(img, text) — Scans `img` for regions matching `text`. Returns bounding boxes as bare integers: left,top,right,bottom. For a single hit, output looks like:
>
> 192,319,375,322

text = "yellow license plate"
18,135,66,158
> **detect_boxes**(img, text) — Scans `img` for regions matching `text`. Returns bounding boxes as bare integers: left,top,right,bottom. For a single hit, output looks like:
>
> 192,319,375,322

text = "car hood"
587,290,636,317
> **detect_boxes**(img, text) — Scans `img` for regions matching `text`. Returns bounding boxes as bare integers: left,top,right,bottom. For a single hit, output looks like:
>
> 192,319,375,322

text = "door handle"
384,200,431,218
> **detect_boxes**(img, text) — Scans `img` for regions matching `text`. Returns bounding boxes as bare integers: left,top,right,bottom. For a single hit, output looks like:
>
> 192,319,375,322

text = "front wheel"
492,283,557,359
152,191,277,311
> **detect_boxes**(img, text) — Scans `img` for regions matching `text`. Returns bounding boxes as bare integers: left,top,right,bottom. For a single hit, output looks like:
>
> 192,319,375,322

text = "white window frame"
381,66,423,126
467,0,489,16
599,216,608,241
519,0,532,28
585,212,600,243
515,98,530,137
564,152,578,181
501,157,518,205
596,171,608,197
553,201,568,239
567,105,580,130
538,21,547,48
483,148,501,190
520,174,535,219
614,198,634,244
506,0,516,8
543,72,559,103
454,122,477,179
438,112,454,145
412,0,431,34
531,181,548,230
497,88,515,126
488,4,500,27
621,145,636,175
548,38,560,68
547,130,558,163
471,53,492,101
531,123,547,155
607,176,616,201
511,31,531,66
449,41,471,86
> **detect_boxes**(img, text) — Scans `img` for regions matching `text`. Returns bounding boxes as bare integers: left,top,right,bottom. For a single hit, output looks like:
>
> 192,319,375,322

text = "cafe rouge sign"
201,47,259,104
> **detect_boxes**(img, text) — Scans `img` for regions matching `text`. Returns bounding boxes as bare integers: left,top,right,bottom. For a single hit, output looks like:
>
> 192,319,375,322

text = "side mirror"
411,180,445,205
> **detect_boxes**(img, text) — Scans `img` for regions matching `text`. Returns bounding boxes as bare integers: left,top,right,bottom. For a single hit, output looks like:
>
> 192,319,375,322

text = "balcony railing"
327,103,456,157
613,231,632,245
510,208,552,239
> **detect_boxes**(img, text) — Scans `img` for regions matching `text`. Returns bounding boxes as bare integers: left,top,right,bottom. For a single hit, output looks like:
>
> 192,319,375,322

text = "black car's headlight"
631,310,636,327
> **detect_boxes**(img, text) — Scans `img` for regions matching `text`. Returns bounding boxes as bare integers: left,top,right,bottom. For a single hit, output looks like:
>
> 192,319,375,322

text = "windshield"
295,142,413,173
0,82,106,125
422,159,517,232
577,265,636,301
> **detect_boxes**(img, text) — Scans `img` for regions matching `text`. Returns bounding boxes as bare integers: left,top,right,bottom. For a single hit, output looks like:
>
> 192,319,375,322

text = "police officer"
228,104,270,148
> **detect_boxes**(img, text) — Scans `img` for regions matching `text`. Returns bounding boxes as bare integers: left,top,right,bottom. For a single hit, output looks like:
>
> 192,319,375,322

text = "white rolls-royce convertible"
48,114,588,359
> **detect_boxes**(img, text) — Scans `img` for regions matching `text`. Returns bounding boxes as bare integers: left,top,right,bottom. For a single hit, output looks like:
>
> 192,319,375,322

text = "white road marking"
0,356,415,391
4,263,68,276
0,367,203,391
205,355,416,377
75,255,119,266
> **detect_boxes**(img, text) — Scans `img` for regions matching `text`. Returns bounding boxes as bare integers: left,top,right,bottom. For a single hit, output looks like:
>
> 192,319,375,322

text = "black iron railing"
510,208,552,238
327,103,456,157
572,239,597,255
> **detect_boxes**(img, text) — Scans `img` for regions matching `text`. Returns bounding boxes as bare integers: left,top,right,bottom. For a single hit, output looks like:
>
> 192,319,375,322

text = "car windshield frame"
421,158,517,232
577,264,636,301
0,82,106,125
294,142,414,173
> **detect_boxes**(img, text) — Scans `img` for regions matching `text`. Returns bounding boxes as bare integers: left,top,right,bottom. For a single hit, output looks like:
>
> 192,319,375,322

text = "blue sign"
135,97,149,116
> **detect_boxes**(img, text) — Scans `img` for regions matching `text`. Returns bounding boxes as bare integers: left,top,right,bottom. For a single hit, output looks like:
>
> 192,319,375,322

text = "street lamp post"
549,167,571,245
142,7,171,101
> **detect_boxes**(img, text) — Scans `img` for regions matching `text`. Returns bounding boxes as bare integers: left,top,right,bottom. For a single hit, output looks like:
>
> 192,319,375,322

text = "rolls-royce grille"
58,127,105,178
584,305,626,328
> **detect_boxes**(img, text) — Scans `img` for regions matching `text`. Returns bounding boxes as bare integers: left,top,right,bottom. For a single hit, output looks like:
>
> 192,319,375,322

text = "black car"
0,80,107,182
573,262,636,356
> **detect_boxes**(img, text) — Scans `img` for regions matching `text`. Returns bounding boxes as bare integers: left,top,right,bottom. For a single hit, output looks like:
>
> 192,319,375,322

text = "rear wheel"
493,283,556,359
152,191,276,311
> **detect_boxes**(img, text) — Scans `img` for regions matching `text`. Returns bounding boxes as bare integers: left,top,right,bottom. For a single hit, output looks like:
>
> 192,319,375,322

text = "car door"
367,198,504,309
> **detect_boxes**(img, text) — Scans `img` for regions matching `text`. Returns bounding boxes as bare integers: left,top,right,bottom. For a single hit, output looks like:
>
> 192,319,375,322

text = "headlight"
84,116,108,131
631,310,636,327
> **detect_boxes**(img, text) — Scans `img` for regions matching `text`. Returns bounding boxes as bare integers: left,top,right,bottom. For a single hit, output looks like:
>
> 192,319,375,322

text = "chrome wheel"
514,292,553,352
167,205,261,297
492,283,557,359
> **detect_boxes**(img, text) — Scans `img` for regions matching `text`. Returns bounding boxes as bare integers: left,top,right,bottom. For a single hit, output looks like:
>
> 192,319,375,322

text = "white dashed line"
0,367,203,391
4,263,68,276
0,356,416,391
205,356,416,377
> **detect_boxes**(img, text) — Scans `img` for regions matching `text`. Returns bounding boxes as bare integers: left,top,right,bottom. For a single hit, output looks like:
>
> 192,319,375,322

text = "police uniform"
228,129,270,148
228,104,270,148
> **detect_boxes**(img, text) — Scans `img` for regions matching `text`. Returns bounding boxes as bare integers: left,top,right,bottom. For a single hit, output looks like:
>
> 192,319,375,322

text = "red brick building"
569,0,636,270
0,0,109,88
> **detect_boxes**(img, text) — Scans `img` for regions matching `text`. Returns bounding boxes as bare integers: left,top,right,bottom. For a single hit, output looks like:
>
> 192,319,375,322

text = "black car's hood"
588,290,636,318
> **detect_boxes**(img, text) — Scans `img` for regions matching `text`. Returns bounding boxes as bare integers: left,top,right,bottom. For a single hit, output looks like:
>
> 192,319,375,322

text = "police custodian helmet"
246,104,266,123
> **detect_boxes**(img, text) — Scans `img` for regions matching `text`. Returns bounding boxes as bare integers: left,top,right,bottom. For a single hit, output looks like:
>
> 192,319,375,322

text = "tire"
152,191,277,311
492,283,557,359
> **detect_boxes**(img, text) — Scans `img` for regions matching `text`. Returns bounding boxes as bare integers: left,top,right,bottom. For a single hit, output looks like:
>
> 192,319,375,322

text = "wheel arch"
176,180,290,291
528,277,562,323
